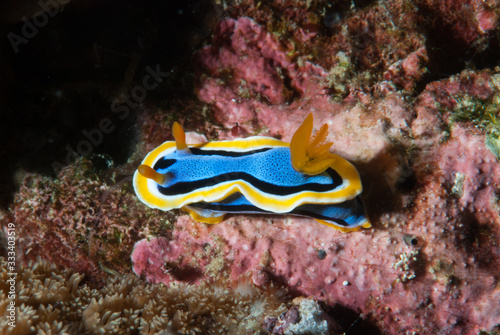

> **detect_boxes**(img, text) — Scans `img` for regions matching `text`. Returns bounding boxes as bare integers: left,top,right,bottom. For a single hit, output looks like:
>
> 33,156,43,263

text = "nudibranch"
133,114,371,232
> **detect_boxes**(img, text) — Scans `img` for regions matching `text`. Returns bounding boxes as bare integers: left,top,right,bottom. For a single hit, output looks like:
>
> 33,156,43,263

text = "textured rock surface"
133,15,500,335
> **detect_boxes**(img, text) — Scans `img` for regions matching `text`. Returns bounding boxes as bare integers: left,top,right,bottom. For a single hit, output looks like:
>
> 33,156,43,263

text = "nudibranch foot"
185,193,370,232
182,205,226,224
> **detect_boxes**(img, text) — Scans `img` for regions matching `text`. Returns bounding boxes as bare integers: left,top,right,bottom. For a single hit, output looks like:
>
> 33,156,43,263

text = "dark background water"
0,0,219,207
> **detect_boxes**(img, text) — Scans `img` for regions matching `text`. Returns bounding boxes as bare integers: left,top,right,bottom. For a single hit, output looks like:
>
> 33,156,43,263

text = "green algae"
485,133,500,159
449,88,500,159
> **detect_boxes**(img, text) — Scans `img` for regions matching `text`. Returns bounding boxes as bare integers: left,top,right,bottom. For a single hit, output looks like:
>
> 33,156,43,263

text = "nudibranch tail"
138,164,168,186
290,113,337,175
316,219,372,233
172,121,191,152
